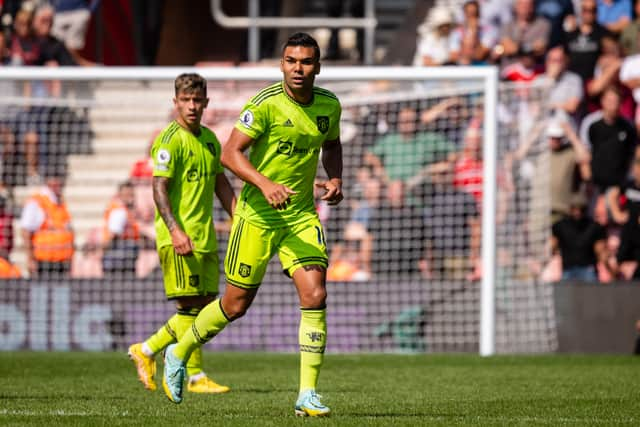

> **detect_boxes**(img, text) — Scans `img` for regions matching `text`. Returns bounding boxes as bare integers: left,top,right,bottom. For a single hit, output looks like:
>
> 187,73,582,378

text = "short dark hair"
119,180,134,192
175,73,207,96
282,32,320,61
601,85,621,101
464,1,480,10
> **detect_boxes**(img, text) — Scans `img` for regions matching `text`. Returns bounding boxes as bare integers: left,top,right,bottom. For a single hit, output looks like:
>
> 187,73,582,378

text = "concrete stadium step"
89,108,168,122
90,139,149,156
90,121,160,139
68,168,131,184
67,153,140,170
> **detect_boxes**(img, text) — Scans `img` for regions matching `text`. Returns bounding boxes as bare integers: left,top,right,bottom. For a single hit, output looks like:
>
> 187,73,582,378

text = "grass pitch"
0,352,638,426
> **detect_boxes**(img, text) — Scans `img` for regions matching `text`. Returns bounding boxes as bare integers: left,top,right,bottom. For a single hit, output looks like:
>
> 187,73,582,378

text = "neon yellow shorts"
224,215,328,289
158,246,219,299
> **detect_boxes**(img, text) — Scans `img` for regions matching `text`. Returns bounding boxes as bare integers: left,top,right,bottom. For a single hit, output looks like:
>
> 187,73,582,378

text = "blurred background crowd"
0,0,639,287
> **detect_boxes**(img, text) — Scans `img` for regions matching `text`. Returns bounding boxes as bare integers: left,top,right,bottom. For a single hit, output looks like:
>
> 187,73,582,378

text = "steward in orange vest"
20,172,74,278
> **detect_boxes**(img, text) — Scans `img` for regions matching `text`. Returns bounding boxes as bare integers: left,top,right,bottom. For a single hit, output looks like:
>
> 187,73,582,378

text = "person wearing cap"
412,6,457,66
512,117,591,223
551,192,609,281
547,119,592,223
19,167,74,278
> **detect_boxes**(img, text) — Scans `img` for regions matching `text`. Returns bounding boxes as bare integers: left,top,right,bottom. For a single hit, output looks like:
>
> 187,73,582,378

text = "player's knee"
301,287,327,309
221,300,251,321
225,306,248,321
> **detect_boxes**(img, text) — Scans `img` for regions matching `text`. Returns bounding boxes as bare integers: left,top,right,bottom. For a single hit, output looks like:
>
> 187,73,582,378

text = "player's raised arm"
221,128,296,210
152,176,193,255
317,138,343,205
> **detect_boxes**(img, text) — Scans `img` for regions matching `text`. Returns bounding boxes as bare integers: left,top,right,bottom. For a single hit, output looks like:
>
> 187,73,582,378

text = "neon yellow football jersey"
234,82,341,228
152,121,224,252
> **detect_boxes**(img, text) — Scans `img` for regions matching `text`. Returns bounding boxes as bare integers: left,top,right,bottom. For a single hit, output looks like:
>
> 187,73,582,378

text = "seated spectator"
419,162,480,281
536,46,584,119
102,180,148,277
563,0,611,82
412,6,456,66
536,0,575,48
451,1,498,63
19,166,74,278
493,0,551,66
32,4,76,66
50,0,98,66
620,0,640,54
365,104,456,206
579,86,637,193
551,193,609,281
10,8,40,66
596,0,632,34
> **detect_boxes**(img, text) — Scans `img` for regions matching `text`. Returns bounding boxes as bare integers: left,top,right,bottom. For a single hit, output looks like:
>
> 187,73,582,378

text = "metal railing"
209,0,377,64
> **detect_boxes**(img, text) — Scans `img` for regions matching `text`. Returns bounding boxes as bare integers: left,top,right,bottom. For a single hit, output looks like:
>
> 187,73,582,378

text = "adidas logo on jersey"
283,119,294,127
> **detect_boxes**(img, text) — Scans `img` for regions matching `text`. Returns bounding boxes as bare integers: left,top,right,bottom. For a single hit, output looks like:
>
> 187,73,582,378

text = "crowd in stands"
0,0,96,278
328,0,640,284
3,0,640,285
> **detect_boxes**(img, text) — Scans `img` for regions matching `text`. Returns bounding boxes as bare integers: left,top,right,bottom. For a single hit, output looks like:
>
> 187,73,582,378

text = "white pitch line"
0,409,131,417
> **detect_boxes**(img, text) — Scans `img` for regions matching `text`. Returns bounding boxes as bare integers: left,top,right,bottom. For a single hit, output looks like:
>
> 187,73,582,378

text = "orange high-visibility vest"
103,199,140,242
0,256,21,278
31,194,74,262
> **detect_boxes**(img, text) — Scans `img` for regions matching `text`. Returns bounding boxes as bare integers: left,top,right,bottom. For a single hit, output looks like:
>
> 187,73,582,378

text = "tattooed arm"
153,176,193,255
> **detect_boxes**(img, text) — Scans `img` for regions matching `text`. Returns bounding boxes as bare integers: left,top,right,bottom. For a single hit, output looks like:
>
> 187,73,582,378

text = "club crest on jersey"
316,116,329,134
238,263,252,278
189,274,200,287
240,110,254,128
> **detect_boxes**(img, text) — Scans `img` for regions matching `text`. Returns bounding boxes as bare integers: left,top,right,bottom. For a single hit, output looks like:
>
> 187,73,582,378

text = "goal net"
0,67,556,354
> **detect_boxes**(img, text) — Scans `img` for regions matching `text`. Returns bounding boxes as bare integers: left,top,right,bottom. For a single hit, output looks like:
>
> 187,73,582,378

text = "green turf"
0,352,638,426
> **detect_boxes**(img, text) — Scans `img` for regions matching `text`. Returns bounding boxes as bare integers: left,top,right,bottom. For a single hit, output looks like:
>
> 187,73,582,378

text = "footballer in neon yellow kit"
128,73,236,396
162,33,343,416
